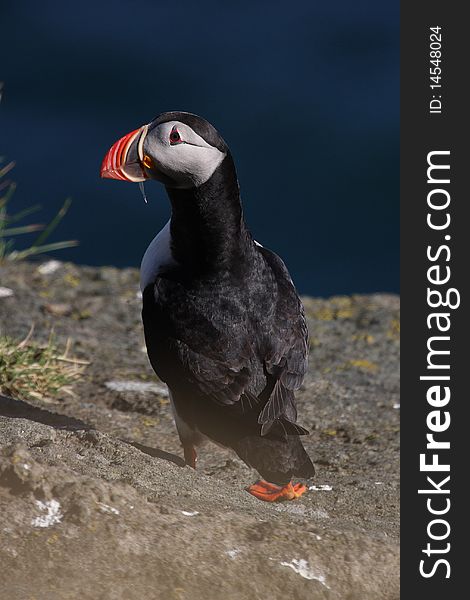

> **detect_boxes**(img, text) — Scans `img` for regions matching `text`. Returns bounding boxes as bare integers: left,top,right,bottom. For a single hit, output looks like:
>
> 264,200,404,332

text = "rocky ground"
0,259,400,599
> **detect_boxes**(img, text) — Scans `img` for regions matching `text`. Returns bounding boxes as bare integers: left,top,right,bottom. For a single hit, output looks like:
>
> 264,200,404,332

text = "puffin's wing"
148,277,256,409
178,342,254,407
255,246,309,435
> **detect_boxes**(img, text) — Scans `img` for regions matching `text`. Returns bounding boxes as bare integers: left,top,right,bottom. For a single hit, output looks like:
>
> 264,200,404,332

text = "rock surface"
0,260,400,599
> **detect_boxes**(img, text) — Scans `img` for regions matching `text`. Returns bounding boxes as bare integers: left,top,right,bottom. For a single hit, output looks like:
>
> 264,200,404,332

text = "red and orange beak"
100,124,149,182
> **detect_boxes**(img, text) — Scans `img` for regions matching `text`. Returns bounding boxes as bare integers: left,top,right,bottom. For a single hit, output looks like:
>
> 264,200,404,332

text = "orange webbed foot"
246,480,307,502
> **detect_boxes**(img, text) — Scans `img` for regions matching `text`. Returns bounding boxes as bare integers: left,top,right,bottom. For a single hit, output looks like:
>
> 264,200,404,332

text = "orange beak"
100,124,149,182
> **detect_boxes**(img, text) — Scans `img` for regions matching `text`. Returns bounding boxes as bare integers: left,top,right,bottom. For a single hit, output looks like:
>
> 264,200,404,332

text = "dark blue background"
1,0,399,296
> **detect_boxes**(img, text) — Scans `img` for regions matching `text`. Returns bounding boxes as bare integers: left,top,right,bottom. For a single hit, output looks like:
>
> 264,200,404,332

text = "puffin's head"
100,112,227,189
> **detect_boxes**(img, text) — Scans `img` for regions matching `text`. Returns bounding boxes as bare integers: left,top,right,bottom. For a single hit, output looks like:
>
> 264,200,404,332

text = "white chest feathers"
140,220,178,291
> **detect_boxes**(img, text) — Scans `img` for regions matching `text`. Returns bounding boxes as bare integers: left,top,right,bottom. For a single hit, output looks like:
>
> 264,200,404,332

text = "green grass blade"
0,182,17,209
0,157,77,263
0,161,15,179
0,238,14,261
32,197,73,247
8,239,79,261
0,224,44,237
5,204,42,224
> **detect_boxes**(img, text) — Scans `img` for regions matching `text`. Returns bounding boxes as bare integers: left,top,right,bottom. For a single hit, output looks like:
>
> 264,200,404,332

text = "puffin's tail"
257,380,309,437
233,432,315,486
294,440,316,479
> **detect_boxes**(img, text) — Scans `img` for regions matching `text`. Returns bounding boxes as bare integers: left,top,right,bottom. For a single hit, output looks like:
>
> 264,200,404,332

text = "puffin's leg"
246,480,307,502
183,444,197,469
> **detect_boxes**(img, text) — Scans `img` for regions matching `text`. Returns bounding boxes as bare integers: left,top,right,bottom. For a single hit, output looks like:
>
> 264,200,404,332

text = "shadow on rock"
121,439,185,468
0,394,91,432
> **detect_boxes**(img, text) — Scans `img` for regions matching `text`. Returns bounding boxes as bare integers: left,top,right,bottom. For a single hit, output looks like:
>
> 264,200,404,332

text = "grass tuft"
0,329,89,402
1,84,78,261
0,158,78,262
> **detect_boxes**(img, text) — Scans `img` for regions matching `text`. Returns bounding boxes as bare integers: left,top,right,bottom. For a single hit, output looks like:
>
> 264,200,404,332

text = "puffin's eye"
169,127,182,145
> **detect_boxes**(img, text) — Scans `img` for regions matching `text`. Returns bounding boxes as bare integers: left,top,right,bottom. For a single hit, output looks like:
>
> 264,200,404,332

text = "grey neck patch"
140,220,178,290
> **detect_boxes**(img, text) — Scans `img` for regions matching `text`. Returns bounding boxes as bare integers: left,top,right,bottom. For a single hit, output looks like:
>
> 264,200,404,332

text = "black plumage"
140,115,314,486
101,111,315,494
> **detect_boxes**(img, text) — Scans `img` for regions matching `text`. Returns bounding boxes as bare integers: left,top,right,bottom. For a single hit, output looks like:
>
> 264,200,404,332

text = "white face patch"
144,121,226,188
140,220,178,290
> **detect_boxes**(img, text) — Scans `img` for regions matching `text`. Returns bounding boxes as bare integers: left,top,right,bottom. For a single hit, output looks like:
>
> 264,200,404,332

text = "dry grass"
0,328,88,402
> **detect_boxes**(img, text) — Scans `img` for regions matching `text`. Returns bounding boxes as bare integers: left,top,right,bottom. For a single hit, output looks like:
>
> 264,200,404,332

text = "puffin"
100,112,315,501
